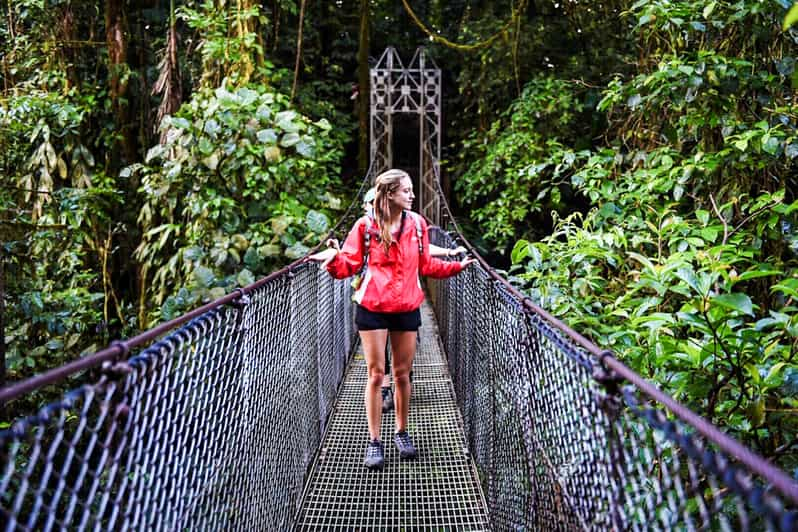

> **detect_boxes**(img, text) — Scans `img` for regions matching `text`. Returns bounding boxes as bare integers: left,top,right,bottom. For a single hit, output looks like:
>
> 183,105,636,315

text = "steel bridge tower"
370,47,442,225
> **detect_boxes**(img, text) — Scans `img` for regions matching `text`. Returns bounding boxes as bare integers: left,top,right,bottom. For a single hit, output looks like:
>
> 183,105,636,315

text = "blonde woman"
311,169,474,469
359,186,466,412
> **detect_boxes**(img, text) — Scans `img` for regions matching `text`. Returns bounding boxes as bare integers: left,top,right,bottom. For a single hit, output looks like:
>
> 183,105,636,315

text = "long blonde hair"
373,169,410,253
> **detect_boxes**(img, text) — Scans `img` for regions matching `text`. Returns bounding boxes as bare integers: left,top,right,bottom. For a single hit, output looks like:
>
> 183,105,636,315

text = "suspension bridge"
1,48,797,531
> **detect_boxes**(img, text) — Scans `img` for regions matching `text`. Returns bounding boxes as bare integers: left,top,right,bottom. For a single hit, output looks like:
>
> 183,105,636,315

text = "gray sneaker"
394,430,417,459
364,439,384,470
381,387,394,413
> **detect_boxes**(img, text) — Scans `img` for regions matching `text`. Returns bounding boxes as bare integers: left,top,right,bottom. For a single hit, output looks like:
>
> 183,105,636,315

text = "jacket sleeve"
326,217,367,279
418,216,464,279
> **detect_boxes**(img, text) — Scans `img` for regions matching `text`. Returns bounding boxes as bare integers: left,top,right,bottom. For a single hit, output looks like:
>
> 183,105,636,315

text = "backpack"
351,211,423,292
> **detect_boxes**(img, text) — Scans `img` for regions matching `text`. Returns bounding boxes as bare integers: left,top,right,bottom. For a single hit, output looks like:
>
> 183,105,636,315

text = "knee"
368,369,385,387
393,368,411,385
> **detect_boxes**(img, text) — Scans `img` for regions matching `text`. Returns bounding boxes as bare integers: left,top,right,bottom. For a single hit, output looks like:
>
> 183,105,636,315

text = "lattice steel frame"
370,47,442,225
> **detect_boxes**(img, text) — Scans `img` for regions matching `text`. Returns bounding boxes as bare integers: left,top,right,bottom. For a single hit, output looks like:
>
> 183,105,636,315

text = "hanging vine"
400,0,527,52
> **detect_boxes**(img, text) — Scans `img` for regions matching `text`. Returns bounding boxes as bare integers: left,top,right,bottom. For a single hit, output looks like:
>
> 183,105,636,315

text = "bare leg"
382,337,391,388
360,329,388,440
389,330,417,432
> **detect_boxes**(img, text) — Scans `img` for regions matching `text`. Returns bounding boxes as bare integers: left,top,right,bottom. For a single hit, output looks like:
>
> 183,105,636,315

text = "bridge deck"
295,302,490,530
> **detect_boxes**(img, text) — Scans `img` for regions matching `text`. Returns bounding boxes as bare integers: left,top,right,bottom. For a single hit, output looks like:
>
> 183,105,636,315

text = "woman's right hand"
308,238,340,267
460,257,477,269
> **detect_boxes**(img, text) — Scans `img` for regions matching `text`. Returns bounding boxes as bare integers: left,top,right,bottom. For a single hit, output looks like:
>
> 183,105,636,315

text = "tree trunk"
153,0,182,142
106,0,135,165
1,249,6,410
357,0,370,175
60,4,78,91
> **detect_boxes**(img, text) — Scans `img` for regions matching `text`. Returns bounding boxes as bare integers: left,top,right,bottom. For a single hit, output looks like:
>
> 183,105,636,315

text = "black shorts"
355,305,422,331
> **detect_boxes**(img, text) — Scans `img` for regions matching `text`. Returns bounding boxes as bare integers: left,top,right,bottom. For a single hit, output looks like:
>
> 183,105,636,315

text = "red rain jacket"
326,212,463,313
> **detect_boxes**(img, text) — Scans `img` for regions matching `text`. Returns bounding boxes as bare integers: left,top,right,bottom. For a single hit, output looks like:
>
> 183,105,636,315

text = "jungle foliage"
0,0,359,409
2,0,797,472
453,0,798,469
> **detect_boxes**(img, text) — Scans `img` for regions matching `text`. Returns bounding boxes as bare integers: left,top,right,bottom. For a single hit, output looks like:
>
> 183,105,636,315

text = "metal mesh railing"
0,262,358,531
428,226,798,531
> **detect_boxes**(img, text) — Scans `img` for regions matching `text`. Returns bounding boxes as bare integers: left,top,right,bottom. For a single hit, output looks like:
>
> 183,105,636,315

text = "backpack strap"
361,213,375,270
406,211,424,256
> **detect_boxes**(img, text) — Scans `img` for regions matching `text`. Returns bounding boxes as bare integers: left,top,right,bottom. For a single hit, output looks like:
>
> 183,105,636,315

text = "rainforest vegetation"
2,0,797,474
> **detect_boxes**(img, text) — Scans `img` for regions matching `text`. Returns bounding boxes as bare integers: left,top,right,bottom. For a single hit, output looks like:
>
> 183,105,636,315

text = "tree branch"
290,0,307,102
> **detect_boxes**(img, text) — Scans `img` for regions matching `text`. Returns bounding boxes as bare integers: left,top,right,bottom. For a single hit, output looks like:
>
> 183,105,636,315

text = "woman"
360,186,466,414
310,169,474,469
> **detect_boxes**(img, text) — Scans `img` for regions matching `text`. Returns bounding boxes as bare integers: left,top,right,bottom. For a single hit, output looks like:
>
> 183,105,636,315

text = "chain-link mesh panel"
1,264,357,531
428,227,797,531
606,388,796,531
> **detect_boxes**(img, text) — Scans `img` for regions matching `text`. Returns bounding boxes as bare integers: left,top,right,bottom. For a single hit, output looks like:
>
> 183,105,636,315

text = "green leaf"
285,242,310,259
784,3,798,31
275,111,301,133
771,278,798,298
145,145,165,163
209,287,227,300
736,269,782,282
305,210,330,233
256,105,272,122
766,362,788,385
511,240,530,264
80,145,95,167
627,251,656,272
257,129,277,144
675,267,701,293
314,118,332,131
171,117,191,129
193,266,216,289
237,269,256,287
183,246,205,261
295,139,316,158
711,293,754,316
45,339,64,350
204,119,221,138
271,215,290,235
198,136,214,155
244,247,260,269
703,1,716,18
236,88,259,106
202,153,219,171
280,133,301,147
259,244,281,257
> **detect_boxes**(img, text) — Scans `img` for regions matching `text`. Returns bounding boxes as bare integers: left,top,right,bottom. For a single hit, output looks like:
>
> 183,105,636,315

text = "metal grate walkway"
295,302,491,530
